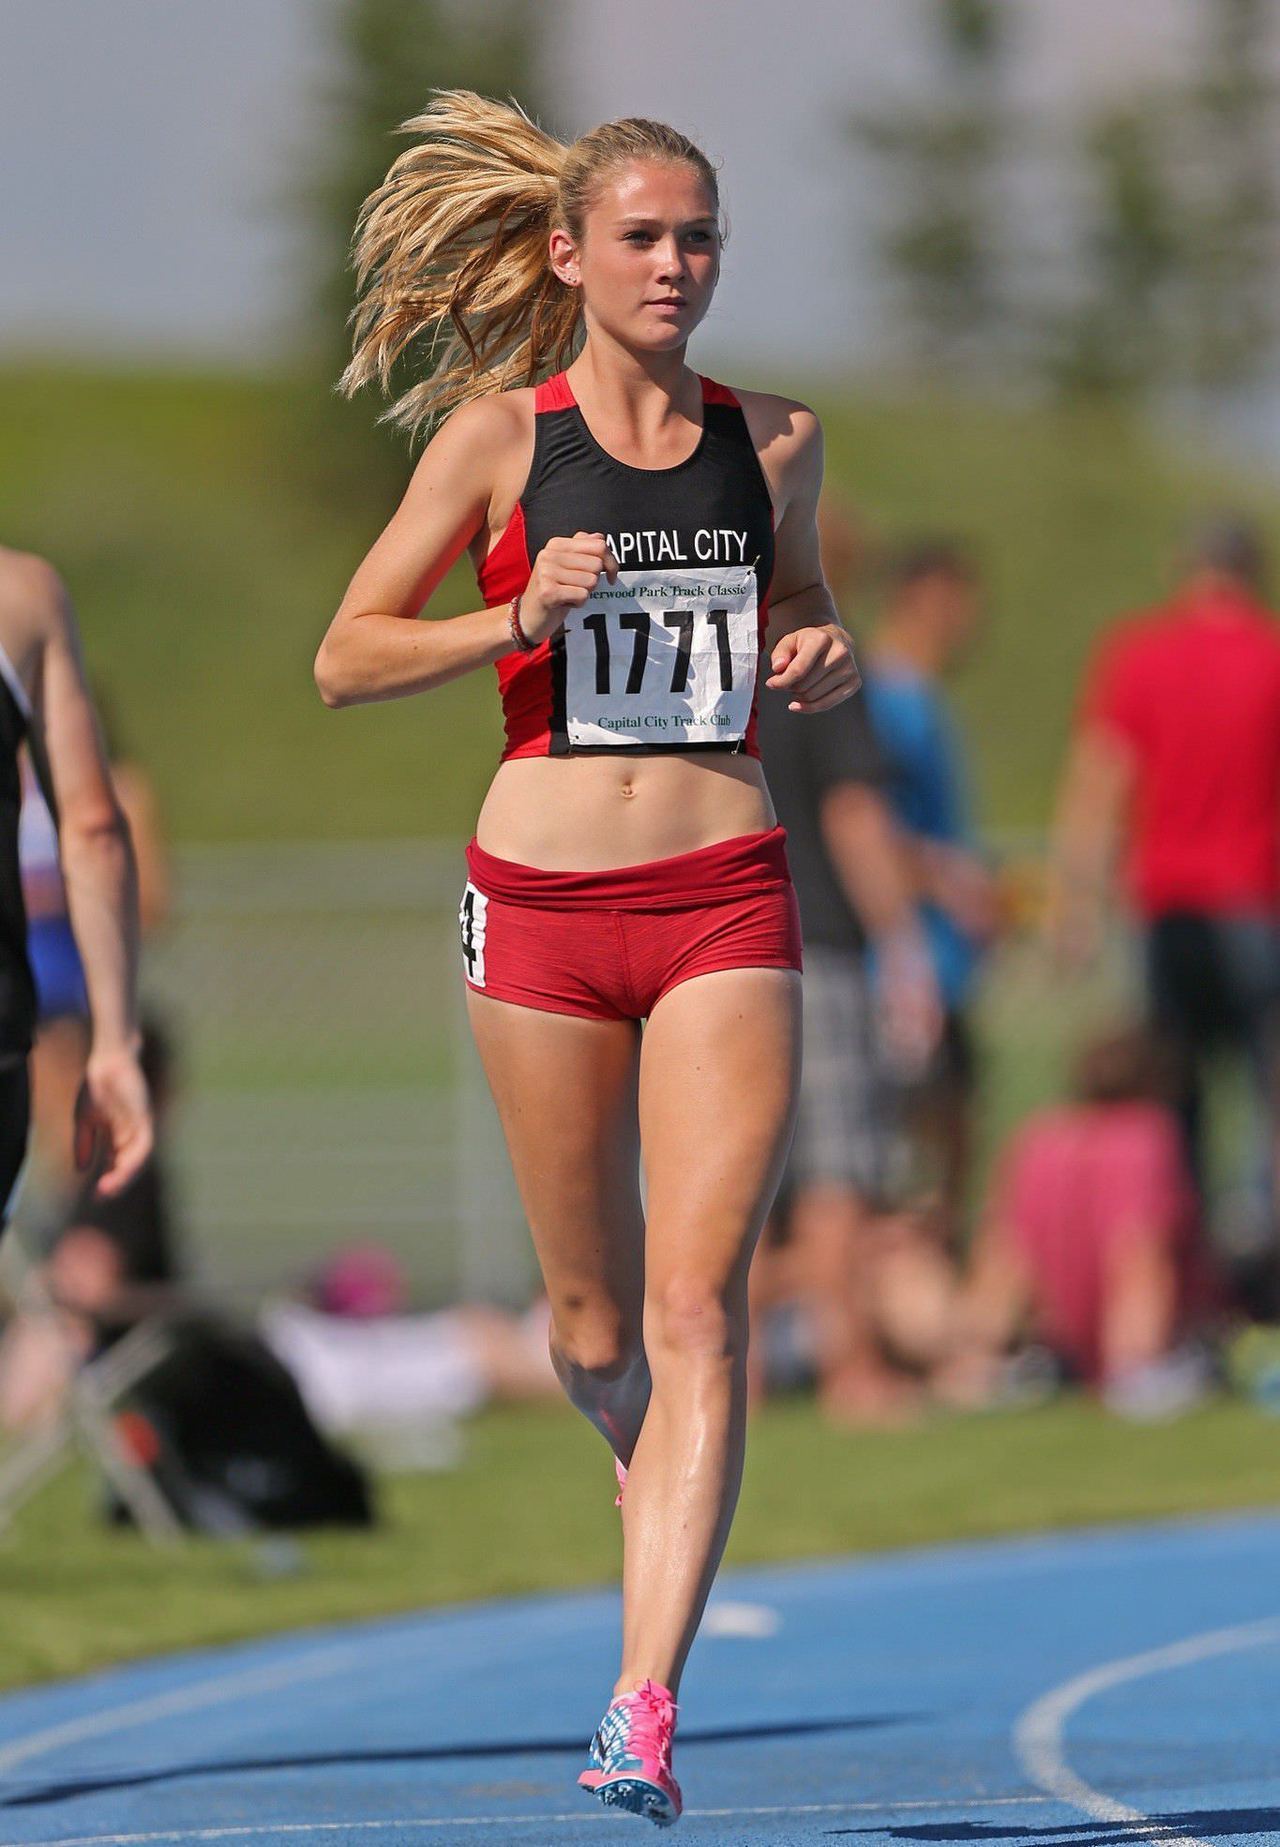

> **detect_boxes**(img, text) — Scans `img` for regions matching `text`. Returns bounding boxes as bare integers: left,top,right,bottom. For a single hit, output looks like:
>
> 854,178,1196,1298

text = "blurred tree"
1043,101,1181,397
850,0,1009,375
298,0,549,503
1177,0,1278,397
1040,0,1277,404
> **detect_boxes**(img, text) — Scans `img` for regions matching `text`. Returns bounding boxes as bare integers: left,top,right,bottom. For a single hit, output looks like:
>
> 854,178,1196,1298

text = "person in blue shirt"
862,538,999,1246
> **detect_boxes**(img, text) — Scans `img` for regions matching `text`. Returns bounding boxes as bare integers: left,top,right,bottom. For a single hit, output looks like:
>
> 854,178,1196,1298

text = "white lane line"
0,1643,380,1779
0,1609,540,1784
701,1601,780,1639
1013,1615,1280,1847
2,1794,1060,1846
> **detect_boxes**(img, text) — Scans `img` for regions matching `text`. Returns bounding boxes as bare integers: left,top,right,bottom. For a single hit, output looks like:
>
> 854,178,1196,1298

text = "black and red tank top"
476,371,775,759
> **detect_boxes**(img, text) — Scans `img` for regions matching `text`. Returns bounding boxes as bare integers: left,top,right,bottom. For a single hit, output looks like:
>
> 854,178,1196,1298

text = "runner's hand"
767,624,861,712
74,1046,153,1197
520,534,620,646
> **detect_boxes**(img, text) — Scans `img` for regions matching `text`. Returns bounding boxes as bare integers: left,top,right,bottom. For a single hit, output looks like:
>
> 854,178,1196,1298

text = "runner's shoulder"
414,388,536,500
436,387,535,452
732,390,823,505
733,389,822,455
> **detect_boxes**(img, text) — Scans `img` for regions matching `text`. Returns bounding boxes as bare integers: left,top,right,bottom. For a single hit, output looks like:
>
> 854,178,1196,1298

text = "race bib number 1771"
558,565,759,749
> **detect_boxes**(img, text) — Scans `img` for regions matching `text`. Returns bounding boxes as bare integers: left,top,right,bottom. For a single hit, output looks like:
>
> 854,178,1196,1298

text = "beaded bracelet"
508,595,537,654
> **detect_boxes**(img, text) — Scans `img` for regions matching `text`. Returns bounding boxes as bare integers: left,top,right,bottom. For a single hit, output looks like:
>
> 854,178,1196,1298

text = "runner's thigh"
466,992,645,1322
638,967,801,1298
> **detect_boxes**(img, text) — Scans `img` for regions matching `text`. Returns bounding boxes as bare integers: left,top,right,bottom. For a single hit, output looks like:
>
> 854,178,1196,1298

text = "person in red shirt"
1050,518,1280,1314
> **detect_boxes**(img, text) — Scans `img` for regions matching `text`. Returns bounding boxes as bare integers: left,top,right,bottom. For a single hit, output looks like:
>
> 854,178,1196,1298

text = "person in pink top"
937,1029,1216,1414
1051,518,1280,1315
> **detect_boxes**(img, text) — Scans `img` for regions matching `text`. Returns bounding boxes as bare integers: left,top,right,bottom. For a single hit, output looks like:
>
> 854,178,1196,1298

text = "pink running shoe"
614,1456,628,1508
578,1678,682,1826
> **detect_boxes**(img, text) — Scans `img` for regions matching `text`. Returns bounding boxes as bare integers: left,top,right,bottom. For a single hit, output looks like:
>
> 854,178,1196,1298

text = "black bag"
114,1313,375,1533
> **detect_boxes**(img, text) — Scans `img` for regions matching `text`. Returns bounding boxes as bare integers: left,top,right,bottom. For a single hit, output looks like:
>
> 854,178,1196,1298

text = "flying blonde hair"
339,90,720,439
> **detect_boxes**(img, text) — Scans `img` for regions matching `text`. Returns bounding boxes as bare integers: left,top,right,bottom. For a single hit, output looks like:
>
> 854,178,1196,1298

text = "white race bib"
558,565,759,749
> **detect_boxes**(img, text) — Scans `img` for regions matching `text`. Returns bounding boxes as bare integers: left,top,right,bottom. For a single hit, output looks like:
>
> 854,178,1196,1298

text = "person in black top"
756,502,940,1423
0,647,34,1222
0,1016,174,1432
0,547,151,1226
57,1017,179,1323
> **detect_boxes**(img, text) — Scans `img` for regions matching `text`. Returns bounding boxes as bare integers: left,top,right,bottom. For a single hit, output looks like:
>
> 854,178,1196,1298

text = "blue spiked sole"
583,1772,680,1827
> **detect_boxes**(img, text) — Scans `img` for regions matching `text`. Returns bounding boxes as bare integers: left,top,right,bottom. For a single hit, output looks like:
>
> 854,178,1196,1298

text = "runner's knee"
647,1275,742,1367
549,1298,643,1383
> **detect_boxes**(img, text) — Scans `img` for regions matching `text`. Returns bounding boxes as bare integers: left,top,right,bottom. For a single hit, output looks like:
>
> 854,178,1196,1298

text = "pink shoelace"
622,1679,677,1775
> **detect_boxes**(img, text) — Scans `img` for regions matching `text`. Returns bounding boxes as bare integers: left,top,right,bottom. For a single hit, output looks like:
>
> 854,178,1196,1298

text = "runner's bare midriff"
474,751,776,870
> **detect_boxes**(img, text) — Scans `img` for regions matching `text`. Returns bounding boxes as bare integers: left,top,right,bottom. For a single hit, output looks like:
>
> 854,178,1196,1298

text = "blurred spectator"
259,1244,559,1459
0,1018,180,1430
816,496,873,605
861,539,1000,1244
936,1027,1218,1419
0,1016,373,1532
1051,517,1280,1313
21,689,169,1204
752,498,940,1427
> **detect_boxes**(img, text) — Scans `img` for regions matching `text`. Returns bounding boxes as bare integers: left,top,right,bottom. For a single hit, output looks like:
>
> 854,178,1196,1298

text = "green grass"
2,364,1275,839
2,1393,1278,1692
3,364,1275,1696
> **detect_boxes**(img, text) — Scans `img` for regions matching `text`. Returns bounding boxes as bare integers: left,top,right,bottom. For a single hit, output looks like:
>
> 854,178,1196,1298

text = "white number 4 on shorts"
459,882,488,987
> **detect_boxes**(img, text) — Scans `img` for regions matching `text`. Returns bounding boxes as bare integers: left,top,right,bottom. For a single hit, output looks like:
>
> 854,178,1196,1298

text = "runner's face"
565,161,720,350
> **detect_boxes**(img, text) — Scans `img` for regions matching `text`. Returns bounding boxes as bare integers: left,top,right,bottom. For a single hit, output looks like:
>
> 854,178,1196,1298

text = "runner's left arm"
740,398,859,714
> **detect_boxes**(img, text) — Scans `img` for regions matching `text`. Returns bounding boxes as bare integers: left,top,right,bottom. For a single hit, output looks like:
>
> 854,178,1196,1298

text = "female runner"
315,93,859,1828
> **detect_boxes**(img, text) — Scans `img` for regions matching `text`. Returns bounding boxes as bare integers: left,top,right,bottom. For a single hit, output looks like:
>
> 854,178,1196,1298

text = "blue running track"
1,1511,1278,1845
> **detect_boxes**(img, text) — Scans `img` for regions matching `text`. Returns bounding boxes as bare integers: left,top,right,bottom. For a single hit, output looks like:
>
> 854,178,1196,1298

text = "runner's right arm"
315,395,614,707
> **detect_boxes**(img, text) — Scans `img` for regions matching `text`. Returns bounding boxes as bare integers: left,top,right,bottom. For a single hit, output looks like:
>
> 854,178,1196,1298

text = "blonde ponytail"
340,90,720,439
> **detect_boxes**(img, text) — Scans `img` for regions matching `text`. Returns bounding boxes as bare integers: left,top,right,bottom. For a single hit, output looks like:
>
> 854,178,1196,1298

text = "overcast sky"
0,0,1208,370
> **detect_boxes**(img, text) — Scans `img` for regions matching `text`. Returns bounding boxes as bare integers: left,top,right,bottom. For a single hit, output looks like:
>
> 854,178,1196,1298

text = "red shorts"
460,826,803,1022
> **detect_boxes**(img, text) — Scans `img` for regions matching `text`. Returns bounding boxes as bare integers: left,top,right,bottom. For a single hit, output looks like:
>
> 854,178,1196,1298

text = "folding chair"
0,1223,185,1542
